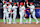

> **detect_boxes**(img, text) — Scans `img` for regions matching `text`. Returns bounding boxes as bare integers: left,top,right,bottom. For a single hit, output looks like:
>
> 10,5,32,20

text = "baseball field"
0,18,40,27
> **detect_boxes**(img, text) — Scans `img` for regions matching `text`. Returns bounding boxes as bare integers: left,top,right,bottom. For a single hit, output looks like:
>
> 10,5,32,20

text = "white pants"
8,12,12,23
19,12,27,23
3,12,9,24
13,11,17,23
29,11,38,23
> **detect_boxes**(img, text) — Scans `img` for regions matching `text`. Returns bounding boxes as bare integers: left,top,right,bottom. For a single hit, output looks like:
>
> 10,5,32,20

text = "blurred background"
0,0,40,19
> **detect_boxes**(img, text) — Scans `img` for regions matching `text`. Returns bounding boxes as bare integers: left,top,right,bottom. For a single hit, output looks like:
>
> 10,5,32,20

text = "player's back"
7,5,12,12
3,5,7,11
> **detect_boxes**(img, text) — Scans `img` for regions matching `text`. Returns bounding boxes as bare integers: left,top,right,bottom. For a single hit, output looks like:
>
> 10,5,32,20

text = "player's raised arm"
26,2,30,8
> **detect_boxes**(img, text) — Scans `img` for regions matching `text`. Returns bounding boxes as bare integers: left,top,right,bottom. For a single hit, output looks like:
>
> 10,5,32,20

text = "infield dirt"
0,22,40,27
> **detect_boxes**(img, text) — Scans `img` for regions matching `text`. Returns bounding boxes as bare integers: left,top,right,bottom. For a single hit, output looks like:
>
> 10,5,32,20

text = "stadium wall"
26,8,40,18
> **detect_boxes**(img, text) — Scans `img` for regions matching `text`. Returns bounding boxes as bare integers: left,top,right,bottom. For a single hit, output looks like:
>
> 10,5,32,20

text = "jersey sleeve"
23,6,25,10
15,6,18,8
12,6,14,10
32,6,35,9
9,5,12,9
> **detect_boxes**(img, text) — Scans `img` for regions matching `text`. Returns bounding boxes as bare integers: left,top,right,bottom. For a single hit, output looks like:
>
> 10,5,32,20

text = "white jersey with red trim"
20,6,25,12
27,5,35,12
12,6,18,12
12,6,18,23
3,4,7,13
7,5,12,12
27,4,39,24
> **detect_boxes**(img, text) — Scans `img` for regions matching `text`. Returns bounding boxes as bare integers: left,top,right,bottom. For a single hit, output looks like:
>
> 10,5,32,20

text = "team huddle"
3,1,39,24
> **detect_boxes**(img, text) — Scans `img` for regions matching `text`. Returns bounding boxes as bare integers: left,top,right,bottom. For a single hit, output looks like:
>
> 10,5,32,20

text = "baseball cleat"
29,22,31,24
36,21,39,24
7,23,9,24
9,22,11,24
4,23,6,24
13,22,17,24
19,23,23,24
26,20,28,24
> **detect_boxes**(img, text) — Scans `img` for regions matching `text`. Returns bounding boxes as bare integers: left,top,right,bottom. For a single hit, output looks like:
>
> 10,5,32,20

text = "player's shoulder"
13,6,15,8
9,5,12,7
15,6,18,7
33,5,35,8
13,6,15,7
3,5,5,6
23,6,25,8
13,6,17,7
10,5,12,6
32,5,35,7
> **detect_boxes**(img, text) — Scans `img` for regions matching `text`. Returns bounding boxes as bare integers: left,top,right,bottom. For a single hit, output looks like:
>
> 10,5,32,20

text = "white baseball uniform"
3,4,8,24
27,5,39,23
12,6,18,24
19,6,28,24
7,4,12,24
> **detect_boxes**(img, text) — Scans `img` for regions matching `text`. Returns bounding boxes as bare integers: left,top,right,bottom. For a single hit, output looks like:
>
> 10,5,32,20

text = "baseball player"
27,2,39,24
19,2,28,24
12,3,18,24
7,2,12,24
3,1,8,24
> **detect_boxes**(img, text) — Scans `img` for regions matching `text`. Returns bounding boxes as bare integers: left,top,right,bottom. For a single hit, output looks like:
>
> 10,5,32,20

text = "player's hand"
25,13,27,17
26,2,28,4
24,2,25,5
27,10,30,13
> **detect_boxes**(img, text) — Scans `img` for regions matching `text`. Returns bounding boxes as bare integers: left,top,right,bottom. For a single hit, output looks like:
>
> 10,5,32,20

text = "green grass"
0,18,40,22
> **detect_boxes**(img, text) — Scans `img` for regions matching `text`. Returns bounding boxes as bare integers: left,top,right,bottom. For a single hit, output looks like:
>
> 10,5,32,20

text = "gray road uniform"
27,5,39,23
12,6,18,24
3,4,8,24
19,6,27,24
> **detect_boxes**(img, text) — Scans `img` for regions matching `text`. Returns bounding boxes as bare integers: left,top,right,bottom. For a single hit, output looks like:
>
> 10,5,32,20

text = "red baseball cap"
4,1,6,3
26,0,28,2
30,2,33,4
8,1,11,4
13,3,16,5
20,2,23,5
